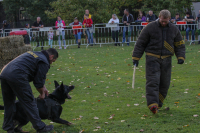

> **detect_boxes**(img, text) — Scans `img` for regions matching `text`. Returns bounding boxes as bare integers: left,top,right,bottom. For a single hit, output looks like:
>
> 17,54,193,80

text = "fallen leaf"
48,82,51,84
46,79,49,81
183,125,189,127
94,116,99,120
98,100,101,102
198,93,200,96
134,104,139,106
52,74,55,75
121,120,125,122
184,92,188,93
50,122,54,124
126,81,130,82
79,129,84,133
62,131,65,133
140,129,144,132
128,64,131,66
174,102,179,104
141,117,145,119
108,114,115,119
117,77,121,80
193,114,199,117
165,107,170,111
96,126,101,129
82,100,86,102
105,122,108,124
93,129,98,131
127,104,130,107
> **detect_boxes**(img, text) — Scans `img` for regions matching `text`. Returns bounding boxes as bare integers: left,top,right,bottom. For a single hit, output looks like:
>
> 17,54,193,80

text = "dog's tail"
0,105,4,110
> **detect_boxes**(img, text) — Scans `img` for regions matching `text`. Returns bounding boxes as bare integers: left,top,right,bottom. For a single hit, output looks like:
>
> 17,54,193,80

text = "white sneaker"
64,47,66,49
59,47,62,49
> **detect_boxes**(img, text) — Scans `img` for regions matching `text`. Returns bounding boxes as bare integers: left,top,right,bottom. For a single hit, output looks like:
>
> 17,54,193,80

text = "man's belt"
146,52,171,59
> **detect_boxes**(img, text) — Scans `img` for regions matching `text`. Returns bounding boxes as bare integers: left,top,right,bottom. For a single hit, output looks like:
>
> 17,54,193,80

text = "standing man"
183,12,195,44
32,17,44,50
2,20,10,37
146,10,156,22
0,48,58,133
83,9,93,43
196,10,200,44
122,9,134,46
132,10,185,114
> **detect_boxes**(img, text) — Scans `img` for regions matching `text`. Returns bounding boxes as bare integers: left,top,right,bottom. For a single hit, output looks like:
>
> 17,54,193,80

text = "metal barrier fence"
0,21,199,50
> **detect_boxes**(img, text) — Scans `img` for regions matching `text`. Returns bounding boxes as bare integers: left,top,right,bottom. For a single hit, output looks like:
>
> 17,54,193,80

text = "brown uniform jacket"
132,20,185,60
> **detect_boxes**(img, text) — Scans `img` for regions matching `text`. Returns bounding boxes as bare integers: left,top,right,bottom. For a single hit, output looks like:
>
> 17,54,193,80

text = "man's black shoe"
37,125,54,133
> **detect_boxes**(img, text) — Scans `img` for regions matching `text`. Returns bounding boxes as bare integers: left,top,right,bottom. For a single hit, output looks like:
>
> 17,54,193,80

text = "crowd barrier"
0,21,199,50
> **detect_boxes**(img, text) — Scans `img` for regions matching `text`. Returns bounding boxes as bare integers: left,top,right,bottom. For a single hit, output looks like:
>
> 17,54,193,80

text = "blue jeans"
123,26,133,45
86,29,93,44
48,39,53,48
74,32,82,44
186,27,195,41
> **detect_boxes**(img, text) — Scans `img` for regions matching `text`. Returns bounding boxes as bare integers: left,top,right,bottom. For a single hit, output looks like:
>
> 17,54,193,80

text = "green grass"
0,42,200,133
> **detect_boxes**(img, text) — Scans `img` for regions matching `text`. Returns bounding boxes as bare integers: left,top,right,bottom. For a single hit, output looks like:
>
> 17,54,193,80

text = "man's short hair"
186,12,190,15
159,9,171,18
125,9,129,13
46,48,58,59
175,13,179,15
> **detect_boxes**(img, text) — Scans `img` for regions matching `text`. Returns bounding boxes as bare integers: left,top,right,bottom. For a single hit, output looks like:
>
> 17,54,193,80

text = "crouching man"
0,48,58,133
132,10,185,114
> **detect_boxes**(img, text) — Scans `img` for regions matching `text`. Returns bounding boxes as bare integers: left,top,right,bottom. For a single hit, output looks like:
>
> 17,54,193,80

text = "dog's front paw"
66,122,73,126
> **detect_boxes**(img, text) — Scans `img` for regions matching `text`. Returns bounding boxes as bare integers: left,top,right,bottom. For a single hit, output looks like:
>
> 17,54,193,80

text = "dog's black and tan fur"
0,81,74,133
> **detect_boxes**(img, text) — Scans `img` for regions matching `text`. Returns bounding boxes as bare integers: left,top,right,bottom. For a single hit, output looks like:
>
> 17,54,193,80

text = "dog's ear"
60,82,64,90
54,80,59,88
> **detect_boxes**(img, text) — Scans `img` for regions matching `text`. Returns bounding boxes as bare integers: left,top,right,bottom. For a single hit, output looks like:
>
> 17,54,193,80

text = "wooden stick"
132,64,136,89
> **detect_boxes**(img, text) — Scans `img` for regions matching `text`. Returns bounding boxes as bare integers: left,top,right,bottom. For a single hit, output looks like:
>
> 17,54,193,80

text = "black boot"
114,43,117,46
37,125,54,133
118,43,120,46
198,41,200,44
78,43,80,48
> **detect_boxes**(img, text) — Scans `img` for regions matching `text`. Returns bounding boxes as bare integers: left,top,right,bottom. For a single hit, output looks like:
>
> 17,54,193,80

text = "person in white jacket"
108,14,120,46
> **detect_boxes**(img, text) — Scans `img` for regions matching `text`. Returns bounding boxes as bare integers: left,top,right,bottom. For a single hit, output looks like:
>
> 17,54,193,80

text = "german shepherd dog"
0,81,74,133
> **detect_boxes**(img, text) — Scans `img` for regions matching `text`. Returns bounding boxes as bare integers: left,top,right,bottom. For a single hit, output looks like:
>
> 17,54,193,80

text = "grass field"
0,42,200,133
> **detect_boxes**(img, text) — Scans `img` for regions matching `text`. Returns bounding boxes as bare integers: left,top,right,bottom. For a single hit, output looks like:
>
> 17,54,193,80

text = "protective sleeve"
33,62,49,89
132,25,150,60
174,29,186,60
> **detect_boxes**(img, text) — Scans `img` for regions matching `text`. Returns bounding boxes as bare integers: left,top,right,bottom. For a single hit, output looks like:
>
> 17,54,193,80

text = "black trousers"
1,79,45,131
112,31,118,45
36,32,44,48
145,55,172,108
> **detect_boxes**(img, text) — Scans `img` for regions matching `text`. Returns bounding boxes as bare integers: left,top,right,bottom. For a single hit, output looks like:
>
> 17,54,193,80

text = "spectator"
146,10,156,22
69,17,83,48
31,17,44,50
136,11,146,22
170,13,181,24
2,20,10,36
122,9,134,46
24,23,30,44
108,14,120,46
55,16,66,49
48,28,54,48
196,10,200,44
135,11,146,32
83,14,94,46
183,12,196,44
83,9,93,42
83,9,93,22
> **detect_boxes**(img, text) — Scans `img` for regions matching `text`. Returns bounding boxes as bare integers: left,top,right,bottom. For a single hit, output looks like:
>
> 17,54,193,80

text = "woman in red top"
82,14,93,46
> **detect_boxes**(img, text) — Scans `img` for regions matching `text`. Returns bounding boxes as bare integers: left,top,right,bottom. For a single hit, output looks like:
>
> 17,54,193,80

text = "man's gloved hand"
133,60,139,67
178,59,184,64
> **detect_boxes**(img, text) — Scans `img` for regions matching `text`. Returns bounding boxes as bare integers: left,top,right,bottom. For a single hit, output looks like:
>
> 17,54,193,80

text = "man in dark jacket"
122,9,134,46
0,48,58,133
132,10,185,114
146,10,156,22
2,20,10,37
32,17,44,50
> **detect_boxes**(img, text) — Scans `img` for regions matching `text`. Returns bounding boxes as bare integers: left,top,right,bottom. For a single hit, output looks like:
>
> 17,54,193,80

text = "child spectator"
55,16,66,49
69,17,83,48
83,14,93,46
48,28,54,48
